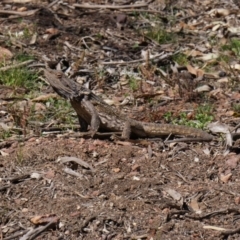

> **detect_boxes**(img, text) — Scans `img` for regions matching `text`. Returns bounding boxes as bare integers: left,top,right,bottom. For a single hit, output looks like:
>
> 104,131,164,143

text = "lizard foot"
89,130,98,138
110,134,128,141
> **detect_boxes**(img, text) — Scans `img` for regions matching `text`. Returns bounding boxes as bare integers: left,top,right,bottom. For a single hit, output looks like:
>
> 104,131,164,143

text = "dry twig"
73,3,148,9
0,60,34,71
0,9,39,17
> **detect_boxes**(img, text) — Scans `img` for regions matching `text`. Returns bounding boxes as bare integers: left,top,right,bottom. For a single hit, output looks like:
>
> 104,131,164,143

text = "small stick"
0,9,39,17
73,3,148,10
100,52,174,65
0,60,34,71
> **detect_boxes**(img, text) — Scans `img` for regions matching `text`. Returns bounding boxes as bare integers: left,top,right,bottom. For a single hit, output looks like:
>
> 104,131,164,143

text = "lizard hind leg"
110,121,130,141
121,121,131,139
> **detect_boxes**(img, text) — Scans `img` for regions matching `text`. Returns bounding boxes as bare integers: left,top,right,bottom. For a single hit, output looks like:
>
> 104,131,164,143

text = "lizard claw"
90,130,97,138
111,134,127,141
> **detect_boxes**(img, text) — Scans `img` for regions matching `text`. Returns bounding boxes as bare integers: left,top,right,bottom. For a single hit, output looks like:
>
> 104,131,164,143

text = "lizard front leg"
71,97,100,137
77,115,88,132
81,97,100,137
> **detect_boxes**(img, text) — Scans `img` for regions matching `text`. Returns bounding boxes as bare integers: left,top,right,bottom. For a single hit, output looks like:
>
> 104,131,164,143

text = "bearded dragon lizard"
44,68,213,142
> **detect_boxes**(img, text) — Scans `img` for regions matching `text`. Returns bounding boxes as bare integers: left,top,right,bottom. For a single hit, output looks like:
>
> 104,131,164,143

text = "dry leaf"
104,99,119,106
220,173,232,183
231,64,240,70
196,53,219,61
225,155,239,169
167,190,181,201
188,198,202,214
58,156,95,172
212,24,222,32
194,85,212,92
208,122,230,134
63,167,83,178
235,196,240,204
225,110,234,116
0,47,13,61
217,77,228,83
209,8,231,17
131,164,140,171
203,148,211,156
32,93,58,102
17,7,27,12
44,170,55,179
186,64,198,76
30,214,59,225
112,168,121,173
34,102,46,111
184,50,203,57
30,32,37,45
46,28,59,35
0,150,9,156
30,173,42,180
208,122,232,146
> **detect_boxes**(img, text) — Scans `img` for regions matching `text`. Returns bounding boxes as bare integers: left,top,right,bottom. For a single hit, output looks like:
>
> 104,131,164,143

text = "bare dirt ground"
1,0,240,239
